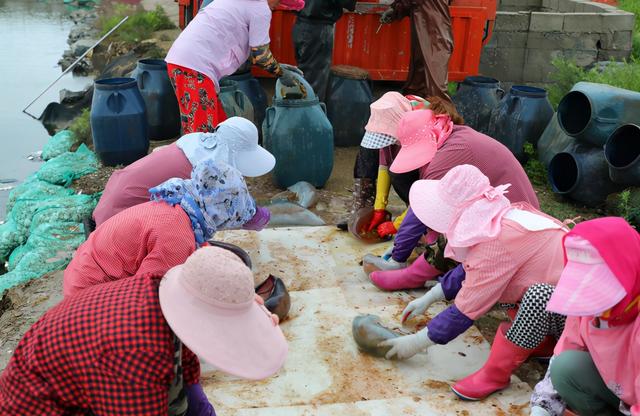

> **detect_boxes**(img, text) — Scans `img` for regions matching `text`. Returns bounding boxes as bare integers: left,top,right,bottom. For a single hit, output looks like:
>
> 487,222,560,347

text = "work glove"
529,407,551,416
242,206,270,231
380,7,396,24
367,210,389,232
279,69,298,88
280,63,304,76
379,327,435,360
401,283,445,323
376,221,398,238
363,253,406,271
185,383,217,416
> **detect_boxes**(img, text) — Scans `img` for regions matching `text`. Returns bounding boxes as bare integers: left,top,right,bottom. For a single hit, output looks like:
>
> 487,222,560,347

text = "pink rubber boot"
369,255,442,291
451,324,532,401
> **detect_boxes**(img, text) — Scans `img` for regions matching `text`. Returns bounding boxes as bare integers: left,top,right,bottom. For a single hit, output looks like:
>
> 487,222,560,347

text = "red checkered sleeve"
182,345,201,386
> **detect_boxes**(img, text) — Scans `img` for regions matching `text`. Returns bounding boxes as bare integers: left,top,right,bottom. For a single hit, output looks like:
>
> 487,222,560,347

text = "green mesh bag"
6,175,75,213
41,130,78,161
2,222,85,293
37,144,98,186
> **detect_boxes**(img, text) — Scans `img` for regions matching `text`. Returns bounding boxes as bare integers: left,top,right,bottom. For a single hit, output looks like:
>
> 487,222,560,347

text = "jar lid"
330,65,370,80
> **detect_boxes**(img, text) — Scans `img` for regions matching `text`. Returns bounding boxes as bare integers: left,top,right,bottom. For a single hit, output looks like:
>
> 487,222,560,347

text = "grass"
98,4,175,44
618,0,640,59
68,108,92,147
547,57,640,108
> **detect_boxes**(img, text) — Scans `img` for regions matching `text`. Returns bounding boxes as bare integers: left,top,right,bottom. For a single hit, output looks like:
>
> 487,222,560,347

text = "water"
0,0,93,219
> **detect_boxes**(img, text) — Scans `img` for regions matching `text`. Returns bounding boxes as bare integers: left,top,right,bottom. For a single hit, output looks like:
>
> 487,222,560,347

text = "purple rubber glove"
427,305,474,345
185,383,216,416
439,264,466,301
242,206,270,231
391,207,428,263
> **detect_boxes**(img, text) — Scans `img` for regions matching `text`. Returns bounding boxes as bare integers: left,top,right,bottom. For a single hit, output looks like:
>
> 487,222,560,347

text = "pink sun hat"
361,92,413,149
390,109,454,174
409,164,512,247
159,246,288,380
546,235,627,317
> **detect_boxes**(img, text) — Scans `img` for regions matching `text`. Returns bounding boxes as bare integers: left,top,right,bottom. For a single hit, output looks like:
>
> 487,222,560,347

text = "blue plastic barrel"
133,59,180,140
218,79,254,122
90,77,149,166
263,73,334,188
326,65,373,147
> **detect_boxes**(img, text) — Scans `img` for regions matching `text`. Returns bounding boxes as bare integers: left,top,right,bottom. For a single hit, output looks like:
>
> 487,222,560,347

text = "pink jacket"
455,204,566,319
64,202,197,297
556,316,640,414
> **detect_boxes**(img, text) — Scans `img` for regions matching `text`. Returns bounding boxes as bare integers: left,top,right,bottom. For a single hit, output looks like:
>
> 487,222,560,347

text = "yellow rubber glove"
393,208,408,230
374,166,392,211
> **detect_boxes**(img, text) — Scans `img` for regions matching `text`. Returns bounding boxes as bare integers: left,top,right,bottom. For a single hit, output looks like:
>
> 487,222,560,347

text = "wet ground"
0,0,93,219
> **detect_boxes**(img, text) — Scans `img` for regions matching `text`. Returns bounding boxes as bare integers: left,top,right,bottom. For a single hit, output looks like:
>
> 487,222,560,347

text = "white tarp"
207,226,532,415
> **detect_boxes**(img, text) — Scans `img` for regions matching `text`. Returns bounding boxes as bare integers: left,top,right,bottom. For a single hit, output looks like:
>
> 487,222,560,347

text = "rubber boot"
369,255,442,291
337,178,375,230
499,321,556,359
451,324,532,401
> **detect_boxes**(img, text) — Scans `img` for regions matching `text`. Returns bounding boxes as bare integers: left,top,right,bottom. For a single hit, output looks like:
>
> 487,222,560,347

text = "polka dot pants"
506,284,567,350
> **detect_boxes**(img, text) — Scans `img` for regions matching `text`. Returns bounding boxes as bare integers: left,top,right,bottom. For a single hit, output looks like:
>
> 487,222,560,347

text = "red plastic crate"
177,0,496,82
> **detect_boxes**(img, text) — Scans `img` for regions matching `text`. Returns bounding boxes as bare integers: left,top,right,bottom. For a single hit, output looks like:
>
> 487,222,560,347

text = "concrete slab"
204,227,532,415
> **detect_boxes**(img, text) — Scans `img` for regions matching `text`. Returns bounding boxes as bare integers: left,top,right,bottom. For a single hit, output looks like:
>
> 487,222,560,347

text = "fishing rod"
22,15,130,120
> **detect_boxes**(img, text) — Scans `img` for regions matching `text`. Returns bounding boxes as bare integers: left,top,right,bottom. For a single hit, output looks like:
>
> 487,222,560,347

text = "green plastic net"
6,175,75,213
41,130,78,161
0,194,97,262
2,222,85,293
37,144,98,186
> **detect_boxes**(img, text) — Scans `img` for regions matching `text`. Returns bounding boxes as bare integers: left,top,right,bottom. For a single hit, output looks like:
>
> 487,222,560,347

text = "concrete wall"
479,0,635,84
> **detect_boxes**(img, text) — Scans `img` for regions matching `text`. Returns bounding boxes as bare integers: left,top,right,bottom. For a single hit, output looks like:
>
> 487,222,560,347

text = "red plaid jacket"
0,273,200,415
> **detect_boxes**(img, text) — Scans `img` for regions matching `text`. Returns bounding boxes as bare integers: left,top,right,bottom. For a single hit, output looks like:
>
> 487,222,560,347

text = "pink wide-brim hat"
546,235,627,317
361,92,412,149
159,246,288,380
390,110,453,174
409,164,511,247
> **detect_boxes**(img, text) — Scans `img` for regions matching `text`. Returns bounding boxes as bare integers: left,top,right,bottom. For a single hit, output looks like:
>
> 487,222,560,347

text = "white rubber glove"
379,327,435,360
401,283,445,323
363,253,406,271
530,406,551,416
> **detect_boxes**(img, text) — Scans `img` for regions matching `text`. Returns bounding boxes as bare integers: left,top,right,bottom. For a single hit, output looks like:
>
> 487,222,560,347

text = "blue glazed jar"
90,77,149,166
263,73,334,188
453,76,504,135
488,85,554,162
133,59,180,140
326,65,373,147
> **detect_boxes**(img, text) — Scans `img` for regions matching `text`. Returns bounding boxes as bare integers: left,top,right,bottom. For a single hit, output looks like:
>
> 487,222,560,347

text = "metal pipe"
22,15,130,120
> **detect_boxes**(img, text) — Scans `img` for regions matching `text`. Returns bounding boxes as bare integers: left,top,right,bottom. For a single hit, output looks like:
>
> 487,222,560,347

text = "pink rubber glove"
242,207,270,231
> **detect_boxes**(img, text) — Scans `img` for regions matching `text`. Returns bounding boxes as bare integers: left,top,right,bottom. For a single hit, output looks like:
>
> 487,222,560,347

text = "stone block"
563,13,603,33
598,49,632,61
495,31,529,48
521,63,556,82
526,32,600,50
557,0,577,12
480,47,526,82
530,12,565,31
542,0,559,10
495,12,531,31
582,1,617,12
562,49,599,66
603,13,636,32
598,31,633,51
525,48,563,68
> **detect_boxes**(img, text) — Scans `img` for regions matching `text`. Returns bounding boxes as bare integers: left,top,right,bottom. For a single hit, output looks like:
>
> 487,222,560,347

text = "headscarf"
564,217,640,326
150,160,256,245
